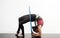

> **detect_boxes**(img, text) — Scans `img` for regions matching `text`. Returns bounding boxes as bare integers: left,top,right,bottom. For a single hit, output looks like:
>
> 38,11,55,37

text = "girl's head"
36,15,43,26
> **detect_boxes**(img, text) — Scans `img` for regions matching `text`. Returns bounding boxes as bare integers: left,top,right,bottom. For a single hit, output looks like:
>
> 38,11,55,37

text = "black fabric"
19,14,36,24
31,14,36,21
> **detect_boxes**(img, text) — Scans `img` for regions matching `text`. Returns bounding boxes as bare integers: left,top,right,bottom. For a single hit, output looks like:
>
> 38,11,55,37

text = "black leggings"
17,14,36,35
17,16,30,35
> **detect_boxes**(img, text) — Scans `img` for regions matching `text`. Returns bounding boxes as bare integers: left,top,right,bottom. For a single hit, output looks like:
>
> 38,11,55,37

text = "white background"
0,0,60,34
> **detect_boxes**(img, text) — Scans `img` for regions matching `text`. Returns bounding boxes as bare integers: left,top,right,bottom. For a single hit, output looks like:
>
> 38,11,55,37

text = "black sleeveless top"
30,14,36,21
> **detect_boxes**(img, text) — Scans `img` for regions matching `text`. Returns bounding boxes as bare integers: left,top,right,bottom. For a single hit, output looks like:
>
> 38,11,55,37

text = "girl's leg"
17,23,21,34
16,15,29,36
20,24,24,36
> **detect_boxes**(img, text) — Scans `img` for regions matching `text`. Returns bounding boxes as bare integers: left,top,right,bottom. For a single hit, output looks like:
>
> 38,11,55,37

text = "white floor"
0,33,60,38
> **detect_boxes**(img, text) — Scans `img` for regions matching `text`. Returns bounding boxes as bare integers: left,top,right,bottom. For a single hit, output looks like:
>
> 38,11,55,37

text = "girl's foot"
15,33,23,36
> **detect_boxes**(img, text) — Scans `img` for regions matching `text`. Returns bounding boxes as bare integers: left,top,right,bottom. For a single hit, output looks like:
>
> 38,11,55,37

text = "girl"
15,14,43,37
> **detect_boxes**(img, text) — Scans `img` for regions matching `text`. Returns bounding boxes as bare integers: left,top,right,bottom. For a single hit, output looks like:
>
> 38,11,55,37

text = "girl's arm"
32,25,42,37
37,25,42,36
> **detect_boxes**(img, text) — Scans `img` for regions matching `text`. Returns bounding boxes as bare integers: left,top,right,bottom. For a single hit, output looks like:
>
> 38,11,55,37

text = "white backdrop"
0,0,60,34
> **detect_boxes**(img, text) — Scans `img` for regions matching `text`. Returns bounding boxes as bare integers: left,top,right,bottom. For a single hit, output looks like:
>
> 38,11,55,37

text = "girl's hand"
32,33,40,36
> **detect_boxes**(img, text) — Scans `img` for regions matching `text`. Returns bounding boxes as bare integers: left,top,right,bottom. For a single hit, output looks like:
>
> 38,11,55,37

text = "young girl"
15,14,44,37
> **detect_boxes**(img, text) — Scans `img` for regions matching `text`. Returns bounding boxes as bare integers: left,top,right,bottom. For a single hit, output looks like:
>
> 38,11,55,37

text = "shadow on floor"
0,33,60,38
